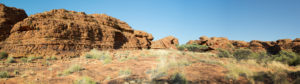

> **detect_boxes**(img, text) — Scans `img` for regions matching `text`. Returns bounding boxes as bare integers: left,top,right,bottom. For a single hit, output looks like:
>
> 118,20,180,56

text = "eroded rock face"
188,36,300,54
0,4,27,42
2,9,153,57
151,36,179,49
188,36,233,50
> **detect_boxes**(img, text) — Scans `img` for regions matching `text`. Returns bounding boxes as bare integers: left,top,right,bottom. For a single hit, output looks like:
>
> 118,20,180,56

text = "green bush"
233,49,254,61
0,71,9,78
6,57,15,63
0,52,8,59
170,72,188,84
217,49,233,58
85,54,93,59
272,50,299,66
177,44,208,52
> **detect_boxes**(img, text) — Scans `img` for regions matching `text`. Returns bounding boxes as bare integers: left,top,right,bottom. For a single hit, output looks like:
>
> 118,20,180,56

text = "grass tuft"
61,64,83,76
225,63,254,80
85,49,112,64
46,56,57,60
119,68,132,76
74,76,97,84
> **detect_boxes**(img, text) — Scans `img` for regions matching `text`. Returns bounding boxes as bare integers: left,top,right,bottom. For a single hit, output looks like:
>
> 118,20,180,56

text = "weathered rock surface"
0,4,27,42
188,36,300,54
188,36,233,50
151,36,179,49
1,9,153,57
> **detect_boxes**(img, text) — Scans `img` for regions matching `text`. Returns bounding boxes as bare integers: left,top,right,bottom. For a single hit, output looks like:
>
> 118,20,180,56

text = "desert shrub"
20,56,43,63
6,57,15,63
177,45,185,51
148,55,171,80
85,49,112,64
85,54,93,58
217,49,233,58
119,68,131,76
250,61,290,84
61,64,83,76
291,56,300,66
253,71,289,84
74,76,97,84
233,49,254,61
0,71,9,78
20,57,28,63
271,50,299,66
198,59,224,65
225,63,254,80
169,72,188,84
177,44,208,52
28,56,43,62
46,56,57,60
253,52,271,63
0,52,8,59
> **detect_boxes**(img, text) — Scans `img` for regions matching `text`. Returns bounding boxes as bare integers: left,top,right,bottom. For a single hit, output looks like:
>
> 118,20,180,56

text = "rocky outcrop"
0,4,27,42
188,36,300,54
1,9,153,57
151,36,179,49
187,36,234,50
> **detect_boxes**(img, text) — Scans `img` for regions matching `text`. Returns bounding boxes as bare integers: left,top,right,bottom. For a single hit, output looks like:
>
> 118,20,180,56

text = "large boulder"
151,36,179,49
1,9,153,57
0,4,27,42
276,39,293,50
231,40,249,48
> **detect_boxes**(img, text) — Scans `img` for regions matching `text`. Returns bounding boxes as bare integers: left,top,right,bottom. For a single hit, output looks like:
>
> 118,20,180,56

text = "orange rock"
187,36,300,54
293,38,300,42
186,40,194,44
151,36,179,49
1,9,153,57
231,40,249,48
0,4,27,41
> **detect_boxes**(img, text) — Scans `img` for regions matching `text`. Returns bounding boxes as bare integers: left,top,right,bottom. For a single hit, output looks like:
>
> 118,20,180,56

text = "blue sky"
1,0,300,44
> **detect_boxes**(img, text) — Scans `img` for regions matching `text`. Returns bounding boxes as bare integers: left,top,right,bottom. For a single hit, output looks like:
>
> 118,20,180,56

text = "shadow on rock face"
114,32,128,49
